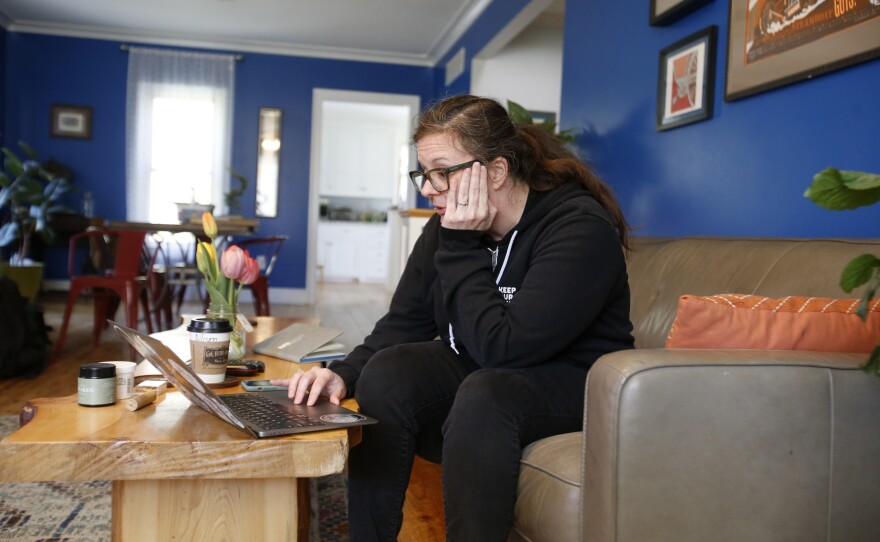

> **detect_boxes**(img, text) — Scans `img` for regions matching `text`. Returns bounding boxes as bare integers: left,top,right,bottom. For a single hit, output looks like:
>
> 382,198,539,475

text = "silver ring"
459,201,469,206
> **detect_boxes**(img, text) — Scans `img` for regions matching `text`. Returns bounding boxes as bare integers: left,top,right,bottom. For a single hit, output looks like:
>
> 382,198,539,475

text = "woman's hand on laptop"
270,368,347,406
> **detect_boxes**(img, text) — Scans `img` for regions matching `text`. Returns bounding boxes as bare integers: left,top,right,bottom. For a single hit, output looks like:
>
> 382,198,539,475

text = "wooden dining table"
104,217,259,236
0,316,359,542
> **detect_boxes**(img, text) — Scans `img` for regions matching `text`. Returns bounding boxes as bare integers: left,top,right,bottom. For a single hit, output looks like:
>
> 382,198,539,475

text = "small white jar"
104,361,137,400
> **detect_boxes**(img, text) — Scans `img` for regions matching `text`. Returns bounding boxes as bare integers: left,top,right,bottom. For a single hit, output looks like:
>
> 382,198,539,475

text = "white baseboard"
43,279,70,291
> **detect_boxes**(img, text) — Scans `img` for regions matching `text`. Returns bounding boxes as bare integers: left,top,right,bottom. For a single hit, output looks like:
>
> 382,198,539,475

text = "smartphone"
240,379,289,392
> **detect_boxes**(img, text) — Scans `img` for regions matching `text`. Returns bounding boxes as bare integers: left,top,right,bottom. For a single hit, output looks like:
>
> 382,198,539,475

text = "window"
125,47,235,223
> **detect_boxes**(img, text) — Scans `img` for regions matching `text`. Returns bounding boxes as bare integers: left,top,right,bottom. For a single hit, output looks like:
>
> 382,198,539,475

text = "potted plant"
0,141,70,299
507,99,578,143
224,167,249,217
804,167,880,374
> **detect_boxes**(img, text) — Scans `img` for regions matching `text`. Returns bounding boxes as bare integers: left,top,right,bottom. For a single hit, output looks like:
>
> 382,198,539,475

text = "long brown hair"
413,95,630,249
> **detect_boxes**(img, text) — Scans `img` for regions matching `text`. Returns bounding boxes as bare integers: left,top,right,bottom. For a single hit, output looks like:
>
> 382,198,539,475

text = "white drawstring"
495,230,518,284
448,323,459,354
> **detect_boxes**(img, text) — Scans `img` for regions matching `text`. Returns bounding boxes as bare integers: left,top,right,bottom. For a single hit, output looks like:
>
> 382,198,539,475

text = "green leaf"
862,344,880,376
17,141,38,160
853,270,880,321
507,100,533,125
37,226,55,245
840,254,880,293
202,280,228,308
0,222,18,246
804,168,880,210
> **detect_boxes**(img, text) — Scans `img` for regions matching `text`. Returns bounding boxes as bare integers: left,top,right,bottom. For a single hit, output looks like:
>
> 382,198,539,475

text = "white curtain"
125,47,235,222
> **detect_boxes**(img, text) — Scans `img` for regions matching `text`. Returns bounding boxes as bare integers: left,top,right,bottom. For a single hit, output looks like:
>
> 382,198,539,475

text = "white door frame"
306,89,421,304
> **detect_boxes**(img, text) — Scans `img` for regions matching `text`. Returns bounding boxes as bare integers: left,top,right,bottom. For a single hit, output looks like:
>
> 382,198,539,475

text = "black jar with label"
78,363,116,407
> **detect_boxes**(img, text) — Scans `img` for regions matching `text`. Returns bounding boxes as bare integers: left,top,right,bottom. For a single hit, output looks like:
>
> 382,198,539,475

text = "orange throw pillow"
666,294,880,353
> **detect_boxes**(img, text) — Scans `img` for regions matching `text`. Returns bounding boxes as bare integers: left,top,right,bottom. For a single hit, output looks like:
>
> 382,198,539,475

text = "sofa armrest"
582,348,880,542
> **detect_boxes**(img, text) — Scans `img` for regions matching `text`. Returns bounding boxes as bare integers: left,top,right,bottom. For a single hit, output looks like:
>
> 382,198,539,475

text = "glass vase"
206,301,246,363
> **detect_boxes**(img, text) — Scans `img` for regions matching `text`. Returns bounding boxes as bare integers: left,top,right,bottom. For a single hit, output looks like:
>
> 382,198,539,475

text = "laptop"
112,322,377,438
252,322,346,363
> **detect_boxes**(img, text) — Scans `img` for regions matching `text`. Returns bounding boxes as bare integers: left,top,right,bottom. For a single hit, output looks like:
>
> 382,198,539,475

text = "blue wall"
9,0,876,289
561,0,880,238
3,33,435,286
0,26,5,148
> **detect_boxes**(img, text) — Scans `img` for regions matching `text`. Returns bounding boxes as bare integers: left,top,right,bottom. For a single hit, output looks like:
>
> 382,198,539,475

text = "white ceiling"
0,0,565,67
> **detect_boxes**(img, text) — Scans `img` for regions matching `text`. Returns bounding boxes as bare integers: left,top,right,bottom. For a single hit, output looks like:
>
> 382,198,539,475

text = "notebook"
112,322,377,438
252,323,347,363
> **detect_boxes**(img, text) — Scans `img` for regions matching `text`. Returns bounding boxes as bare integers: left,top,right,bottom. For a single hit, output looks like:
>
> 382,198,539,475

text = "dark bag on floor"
0,276,49,378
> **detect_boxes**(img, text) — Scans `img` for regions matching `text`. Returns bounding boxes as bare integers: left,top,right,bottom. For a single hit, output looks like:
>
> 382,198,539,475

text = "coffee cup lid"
187,318,233,333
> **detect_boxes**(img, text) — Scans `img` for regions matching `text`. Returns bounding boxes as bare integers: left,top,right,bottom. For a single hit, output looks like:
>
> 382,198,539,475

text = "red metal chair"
54,229,153,356
234,235,287,316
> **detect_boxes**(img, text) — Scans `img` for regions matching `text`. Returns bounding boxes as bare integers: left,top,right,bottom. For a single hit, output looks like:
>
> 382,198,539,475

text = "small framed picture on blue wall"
656,26,717,132
50,104,93,140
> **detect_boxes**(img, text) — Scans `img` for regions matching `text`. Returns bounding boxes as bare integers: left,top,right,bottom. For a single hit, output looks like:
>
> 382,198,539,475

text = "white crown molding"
6,19,439,67
425,0,491,62
473,0,557,60
4,0,494,67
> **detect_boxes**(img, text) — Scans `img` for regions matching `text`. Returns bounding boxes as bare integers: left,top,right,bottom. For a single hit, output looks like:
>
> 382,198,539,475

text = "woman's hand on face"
269,367,346,406
444,161,497,231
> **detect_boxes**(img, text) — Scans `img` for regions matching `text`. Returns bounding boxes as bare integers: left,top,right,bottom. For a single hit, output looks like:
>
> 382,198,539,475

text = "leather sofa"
510,236,880,542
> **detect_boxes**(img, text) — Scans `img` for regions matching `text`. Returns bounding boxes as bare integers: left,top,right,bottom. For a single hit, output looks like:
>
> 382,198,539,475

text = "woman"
273,95,634,541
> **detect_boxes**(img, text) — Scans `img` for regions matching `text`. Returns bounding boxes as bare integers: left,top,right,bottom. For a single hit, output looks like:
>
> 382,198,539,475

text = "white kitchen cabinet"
317,222,390,283
319,123,398,199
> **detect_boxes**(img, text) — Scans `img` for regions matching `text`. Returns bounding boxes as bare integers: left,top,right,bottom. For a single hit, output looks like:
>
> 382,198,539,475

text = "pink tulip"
238,256,261,285
221,245,247,281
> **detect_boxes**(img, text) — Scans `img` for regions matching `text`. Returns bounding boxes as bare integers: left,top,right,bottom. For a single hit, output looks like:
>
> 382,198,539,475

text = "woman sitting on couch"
274,94,635,541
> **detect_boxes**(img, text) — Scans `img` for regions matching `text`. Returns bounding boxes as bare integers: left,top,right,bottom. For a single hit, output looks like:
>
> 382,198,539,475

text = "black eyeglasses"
409,160,482,193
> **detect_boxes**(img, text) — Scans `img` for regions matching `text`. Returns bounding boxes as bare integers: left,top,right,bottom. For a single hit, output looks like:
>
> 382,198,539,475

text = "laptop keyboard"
220,393,325,430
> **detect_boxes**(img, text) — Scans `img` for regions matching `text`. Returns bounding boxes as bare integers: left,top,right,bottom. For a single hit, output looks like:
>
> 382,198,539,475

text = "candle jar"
78,363,116,407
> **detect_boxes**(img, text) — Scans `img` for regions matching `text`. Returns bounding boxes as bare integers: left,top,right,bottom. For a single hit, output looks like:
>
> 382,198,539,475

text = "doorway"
306,89,420,305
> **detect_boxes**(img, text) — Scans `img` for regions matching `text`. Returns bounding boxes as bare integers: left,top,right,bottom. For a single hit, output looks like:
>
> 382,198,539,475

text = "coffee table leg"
111,478,299,541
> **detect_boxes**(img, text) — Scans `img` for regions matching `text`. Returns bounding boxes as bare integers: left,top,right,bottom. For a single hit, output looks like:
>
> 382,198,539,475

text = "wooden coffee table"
0,317,359,541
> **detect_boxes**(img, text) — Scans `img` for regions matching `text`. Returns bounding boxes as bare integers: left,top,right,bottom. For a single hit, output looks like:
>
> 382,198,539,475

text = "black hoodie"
330,182,635,394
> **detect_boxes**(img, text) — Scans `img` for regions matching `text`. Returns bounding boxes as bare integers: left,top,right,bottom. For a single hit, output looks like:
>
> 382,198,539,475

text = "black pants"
347,341,588,542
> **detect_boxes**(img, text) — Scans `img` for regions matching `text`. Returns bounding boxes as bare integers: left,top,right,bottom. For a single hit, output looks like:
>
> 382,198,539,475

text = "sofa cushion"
666,294,880,352
511,431,582,542
627,237,880,349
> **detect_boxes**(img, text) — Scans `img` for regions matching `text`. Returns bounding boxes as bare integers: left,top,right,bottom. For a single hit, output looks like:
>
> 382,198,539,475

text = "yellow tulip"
196,242,211,277
196,242,219,280
202,212,217,239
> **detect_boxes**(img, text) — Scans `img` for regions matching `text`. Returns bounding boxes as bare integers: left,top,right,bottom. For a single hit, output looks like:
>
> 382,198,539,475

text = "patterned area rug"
0,416,348,541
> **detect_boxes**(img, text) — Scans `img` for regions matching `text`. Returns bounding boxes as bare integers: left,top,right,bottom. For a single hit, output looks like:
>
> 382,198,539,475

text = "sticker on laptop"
320,413,369,423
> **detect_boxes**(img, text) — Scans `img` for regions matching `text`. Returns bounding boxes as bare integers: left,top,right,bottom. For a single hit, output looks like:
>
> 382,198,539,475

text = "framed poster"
50,105,93,139
657,26,717,131
725,0,880,102
650,0,714,26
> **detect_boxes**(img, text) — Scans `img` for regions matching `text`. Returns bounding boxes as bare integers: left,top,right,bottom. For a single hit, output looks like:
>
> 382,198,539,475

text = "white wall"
470,24,563,117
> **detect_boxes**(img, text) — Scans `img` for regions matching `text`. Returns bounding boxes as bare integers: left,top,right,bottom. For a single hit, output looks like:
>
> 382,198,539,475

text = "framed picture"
657,26,717,131
529,111,557,126
725,1,880,102
50,105,93,139
650,0,714,26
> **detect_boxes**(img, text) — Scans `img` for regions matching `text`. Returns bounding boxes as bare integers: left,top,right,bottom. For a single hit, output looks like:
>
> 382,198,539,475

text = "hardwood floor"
0,280,444,541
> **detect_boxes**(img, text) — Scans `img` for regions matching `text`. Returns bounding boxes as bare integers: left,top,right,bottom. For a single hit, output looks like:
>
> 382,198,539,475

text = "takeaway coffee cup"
187,318,233,383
